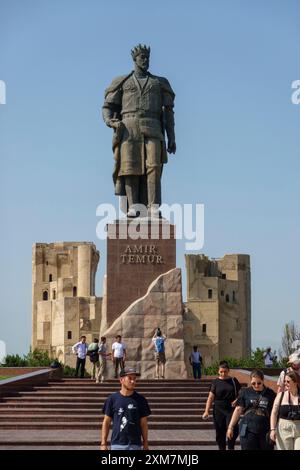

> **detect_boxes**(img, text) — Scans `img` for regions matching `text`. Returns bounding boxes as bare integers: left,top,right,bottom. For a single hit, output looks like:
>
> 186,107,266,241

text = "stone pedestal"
105,219,176,329
101,267,188,379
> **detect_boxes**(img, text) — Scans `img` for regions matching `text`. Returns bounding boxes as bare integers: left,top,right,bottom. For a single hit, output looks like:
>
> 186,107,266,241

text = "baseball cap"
288,351,300,366
119,367,141,377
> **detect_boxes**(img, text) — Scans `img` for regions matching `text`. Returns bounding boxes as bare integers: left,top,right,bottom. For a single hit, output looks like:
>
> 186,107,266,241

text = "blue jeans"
192,363,201,379
111,444,142,450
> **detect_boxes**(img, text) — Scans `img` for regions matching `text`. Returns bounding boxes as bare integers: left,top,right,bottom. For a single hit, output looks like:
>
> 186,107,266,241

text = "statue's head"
131,44,150,72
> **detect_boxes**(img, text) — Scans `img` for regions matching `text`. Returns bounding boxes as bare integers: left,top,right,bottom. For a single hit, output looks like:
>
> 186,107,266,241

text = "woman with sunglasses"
270,370,300,450
227,369,276,450
202,361,241,450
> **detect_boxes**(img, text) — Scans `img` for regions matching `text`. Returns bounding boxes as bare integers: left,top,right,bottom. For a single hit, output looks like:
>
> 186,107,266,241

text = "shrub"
1,348,90,377
1,348,52,367
2,354,28,367
203,348,282,375
26,349,52,367
62,365,90,377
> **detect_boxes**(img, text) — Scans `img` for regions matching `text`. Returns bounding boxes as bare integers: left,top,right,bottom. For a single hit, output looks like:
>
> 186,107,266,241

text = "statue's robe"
103,72,175,195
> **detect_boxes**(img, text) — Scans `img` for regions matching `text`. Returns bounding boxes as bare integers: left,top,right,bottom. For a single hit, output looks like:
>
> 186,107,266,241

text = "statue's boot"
127,207,138,218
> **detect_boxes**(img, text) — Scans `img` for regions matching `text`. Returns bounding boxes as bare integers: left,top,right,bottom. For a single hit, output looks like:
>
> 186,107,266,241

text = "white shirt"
112,342,126,358
72,341,88,359
263,351,274,366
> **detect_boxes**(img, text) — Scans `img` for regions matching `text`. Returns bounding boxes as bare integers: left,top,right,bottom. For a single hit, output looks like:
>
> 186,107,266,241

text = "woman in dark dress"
202,361,241,450
227,369,276,450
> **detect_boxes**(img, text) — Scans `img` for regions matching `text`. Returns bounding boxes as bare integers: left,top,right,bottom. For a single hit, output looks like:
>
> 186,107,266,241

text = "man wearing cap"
101,366,151,450
277,351,300,392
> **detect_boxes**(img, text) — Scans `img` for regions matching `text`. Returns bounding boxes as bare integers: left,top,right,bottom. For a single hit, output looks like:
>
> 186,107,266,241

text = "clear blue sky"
0,0,299,356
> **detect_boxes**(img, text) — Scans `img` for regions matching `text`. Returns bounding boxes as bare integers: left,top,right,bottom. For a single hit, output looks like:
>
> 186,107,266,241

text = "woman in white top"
270,370,300,450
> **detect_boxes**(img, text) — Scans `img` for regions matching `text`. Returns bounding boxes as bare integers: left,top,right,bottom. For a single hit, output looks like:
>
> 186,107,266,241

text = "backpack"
87,344,99,363
155,337,165,353
89,350,99,363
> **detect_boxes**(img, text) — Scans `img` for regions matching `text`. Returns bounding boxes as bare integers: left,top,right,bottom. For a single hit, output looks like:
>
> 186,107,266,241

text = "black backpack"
88,348,99,363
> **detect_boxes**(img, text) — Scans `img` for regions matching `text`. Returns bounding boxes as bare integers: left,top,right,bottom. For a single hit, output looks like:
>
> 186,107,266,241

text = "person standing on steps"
98,336,111,383
189,345,202,380
72,335,88,378
202,361,241,450
87,338,100,382
101,366,151,450
112,335,126,379
263,347,276,368
152,328,166,379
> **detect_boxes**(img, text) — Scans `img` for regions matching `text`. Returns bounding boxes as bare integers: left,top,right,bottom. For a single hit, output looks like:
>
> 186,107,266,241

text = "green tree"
203,348,280,375
1,348,52,367
281,321,300,357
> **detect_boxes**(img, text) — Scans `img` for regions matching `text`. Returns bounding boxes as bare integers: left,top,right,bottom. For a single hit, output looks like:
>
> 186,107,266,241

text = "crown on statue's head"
131,44,151,59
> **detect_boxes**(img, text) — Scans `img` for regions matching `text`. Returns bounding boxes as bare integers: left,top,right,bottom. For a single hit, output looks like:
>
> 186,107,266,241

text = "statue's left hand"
167,140,176,154
109,119,123,130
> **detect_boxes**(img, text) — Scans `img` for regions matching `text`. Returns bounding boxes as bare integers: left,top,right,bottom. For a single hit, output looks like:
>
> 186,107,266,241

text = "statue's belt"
122,112,161,120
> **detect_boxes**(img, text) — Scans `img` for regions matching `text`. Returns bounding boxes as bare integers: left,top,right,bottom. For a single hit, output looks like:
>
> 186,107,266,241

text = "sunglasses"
251,381,262,386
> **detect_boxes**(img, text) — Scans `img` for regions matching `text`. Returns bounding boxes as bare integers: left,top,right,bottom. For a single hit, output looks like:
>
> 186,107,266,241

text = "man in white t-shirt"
112,335,126,378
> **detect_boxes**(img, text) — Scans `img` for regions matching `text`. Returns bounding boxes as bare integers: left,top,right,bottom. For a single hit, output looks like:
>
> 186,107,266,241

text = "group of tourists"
203,353,300,451
72,335,128,382
72,335,111,382
99,351,300,451
71,327,169,382
72,330,300,451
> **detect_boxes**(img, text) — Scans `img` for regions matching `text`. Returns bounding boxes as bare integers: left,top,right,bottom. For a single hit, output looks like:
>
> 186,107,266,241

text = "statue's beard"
136,62,149,72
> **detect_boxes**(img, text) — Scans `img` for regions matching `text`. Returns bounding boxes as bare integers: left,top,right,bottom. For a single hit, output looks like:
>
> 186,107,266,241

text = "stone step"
0,400,205,412
19,390,209,395
0,429,221,446
0,406,209,414
3,395,206,402
54,376,215,385
47,380,212,385
0,421,214,430
36,386,211,392
0,414,212,423
0,378,218,449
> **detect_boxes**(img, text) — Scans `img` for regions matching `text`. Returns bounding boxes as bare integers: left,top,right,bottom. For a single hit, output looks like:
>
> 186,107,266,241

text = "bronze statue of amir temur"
102,44,176,218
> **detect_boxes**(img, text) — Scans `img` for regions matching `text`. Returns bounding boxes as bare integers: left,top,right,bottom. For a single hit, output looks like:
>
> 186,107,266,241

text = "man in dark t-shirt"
101,366,151,450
